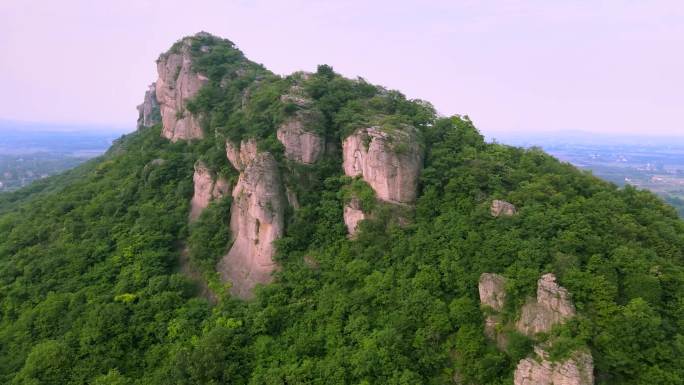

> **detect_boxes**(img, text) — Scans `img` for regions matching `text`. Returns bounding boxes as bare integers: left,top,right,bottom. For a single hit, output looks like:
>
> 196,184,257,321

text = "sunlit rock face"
517,273,576,336
491,199,517,217
189,161,230,222
514,346,594,385
218,140,285,299
137,83,160,128
342,126,422,204
155,38,208,141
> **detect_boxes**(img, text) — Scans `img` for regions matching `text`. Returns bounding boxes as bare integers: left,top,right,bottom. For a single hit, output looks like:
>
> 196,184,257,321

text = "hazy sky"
1,0,683,137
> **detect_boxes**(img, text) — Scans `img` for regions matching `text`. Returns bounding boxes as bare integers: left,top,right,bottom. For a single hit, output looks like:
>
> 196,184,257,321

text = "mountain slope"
1,33,683,385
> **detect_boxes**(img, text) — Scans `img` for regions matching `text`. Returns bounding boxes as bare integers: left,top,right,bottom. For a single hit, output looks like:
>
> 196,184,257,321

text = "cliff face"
515,347,594,385
218,140,285,299
343,197,365,236
189,161,230,221
491,200,517,217
136,83,160,128
478,273,594,385
155,39,208,141
342,126,422,204
517,273,576,336
277,114,324,164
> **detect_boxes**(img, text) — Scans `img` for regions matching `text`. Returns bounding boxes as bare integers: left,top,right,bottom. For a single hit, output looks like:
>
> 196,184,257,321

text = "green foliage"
1,35,684,385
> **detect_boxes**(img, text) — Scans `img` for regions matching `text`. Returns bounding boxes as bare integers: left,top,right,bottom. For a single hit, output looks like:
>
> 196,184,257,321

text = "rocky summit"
1,32,683,384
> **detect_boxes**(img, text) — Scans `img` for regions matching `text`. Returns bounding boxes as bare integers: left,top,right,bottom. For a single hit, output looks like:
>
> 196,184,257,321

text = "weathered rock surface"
517,273,576,336
343,197,366,236
226,139,258,171
479,273,507,312
342,126,422,204
478,273,508,349
189,162,230,221
137,83,160,128
217,141,285,299
156,38,208,141
491,199,517,217
276,114,324,164
514,346,594,385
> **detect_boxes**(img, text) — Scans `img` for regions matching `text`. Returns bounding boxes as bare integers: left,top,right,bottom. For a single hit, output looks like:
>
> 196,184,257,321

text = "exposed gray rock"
217,141,285,299
491,200,517,217
514,346,594,385
517,273,576,336
342,126,422,204
156,38,208,141
136,83,160,128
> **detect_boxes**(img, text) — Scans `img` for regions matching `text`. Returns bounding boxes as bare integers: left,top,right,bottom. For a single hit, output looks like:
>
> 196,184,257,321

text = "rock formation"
343,197,366,236
479,273,507,312
491,199,517,217
514,346,594,385
218,140,285,299
189,161,230,221
478,273,508,349
276,114,324,164
156,37,209,141
136,83,160,128
517,273,576,336
342,126,422,204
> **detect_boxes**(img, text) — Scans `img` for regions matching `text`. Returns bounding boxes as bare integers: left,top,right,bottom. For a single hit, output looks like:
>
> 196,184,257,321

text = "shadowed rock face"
517,273,576,336
189,162,230,222
491,200,517,217
217,141,284,299
137,83,160,128
343,197,365,236
342,126,422,204
514,347,594,385
156,39,208,142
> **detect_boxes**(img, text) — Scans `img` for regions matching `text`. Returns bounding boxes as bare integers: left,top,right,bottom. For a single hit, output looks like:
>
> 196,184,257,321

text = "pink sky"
1,0,683,136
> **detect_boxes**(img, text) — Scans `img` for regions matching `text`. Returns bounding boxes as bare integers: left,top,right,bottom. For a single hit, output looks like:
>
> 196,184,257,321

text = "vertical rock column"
218,140,285,299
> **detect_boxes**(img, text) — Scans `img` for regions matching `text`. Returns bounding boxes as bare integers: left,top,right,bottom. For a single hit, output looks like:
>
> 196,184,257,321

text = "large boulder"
342,126,422,204
189,161,230,221
517,273,576,336
155,37,209,141
217,141,285,299
136,83,160,128
514,346,594,385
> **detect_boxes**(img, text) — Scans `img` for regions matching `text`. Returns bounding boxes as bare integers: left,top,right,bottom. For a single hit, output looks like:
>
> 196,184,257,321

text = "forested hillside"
1,33,683,385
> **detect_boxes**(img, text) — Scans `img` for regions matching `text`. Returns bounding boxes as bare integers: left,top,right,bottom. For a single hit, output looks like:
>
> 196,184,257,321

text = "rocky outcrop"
514,346,594,385
479,273,506,312
478,273,508,349
217,141,285,299
137,83,160,128
491,199,517,217
517,274,576,336
343,197,366,236
342,126,422,204
156,38,209,141
276,114,324,164
189,162,230,221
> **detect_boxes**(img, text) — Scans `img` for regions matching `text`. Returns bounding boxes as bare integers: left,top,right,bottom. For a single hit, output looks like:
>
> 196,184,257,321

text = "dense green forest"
1,34,683,384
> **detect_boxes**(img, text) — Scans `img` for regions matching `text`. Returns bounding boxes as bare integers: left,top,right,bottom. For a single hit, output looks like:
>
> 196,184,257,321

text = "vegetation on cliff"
1,34,683,384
